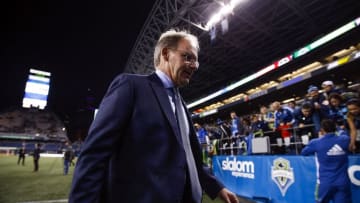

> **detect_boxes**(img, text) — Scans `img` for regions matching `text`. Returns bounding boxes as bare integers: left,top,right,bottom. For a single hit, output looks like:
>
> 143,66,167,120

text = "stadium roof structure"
124,0,360,112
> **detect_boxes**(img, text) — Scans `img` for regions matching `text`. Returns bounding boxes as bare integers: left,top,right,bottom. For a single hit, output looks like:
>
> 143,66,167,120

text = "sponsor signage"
271,157,294,196
213,155,360,203
275,55,293,68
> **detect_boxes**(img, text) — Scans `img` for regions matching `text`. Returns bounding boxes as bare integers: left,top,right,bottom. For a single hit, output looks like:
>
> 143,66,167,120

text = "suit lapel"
148,74,183,144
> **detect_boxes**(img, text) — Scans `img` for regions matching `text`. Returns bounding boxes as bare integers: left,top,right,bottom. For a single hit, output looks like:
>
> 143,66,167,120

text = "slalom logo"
271,157,294,196
221,157,255,179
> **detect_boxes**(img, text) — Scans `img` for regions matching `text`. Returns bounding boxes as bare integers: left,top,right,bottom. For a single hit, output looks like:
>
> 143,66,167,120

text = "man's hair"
329,93,343,103
153,29,199,67
301,102,312,110
346,98,360,107
271,101,281,110
321,119,336,133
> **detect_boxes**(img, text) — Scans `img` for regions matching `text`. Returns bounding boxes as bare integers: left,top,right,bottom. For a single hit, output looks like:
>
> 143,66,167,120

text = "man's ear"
161,48,169,62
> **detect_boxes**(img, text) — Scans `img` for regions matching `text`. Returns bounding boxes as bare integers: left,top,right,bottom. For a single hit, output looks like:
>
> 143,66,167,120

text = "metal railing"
203,124,317,156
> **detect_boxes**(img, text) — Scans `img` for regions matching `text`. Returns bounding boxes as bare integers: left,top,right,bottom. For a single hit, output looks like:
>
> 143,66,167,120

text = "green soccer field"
0,155,74,203
1,155,247,203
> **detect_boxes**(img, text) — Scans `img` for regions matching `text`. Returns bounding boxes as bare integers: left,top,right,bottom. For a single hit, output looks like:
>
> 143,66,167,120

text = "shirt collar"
155,69,175,89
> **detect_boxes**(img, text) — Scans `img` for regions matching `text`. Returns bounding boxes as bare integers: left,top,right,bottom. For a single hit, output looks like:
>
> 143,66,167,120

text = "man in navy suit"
69,29,239,203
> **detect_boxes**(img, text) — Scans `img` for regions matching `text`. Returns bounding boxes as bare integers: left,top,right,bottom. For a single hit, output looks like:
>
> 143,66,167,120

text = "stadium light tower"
22,68,51,110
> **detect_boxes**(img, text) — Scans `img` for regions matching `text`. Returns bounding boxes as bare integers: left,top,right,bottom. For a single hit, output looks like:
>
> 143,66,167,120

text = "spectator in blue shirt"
230,111,243,137
271,101,295,129
259,105,275,130
301,119,351,203
250,114,271,137
194,123,210,166
194,123,208,145
271,101,295,154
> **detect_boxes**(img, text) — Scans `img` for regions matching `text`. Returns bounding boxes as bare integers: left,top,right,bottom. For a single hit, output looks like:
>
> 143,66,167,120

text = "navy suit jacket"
69,73,224,203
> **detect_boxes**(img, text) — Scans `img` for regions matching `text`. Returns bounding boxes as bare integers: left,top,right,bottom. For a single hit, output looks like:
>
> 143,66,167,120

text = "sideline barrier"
212,155,360,203
212,124,317,156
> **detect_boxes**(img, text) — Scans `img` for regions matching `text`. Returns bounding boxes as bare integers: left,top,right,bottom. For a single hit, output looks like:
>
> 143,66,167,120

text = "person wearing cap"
321,80,342,103
308,85,319,95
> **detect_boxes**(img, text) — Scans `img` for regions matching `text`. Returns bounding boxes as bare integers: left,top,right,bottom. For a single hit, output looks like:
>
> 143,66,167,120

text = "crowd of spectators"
194,80,360,164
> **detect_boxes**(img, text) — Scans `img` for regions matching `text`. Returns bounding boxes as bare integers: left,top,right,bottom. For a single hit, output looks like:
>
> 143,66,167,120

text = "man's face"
324,85,332,92
348,104,360,116
301,108,311,117
309,90,318,97
167,39,198,87
330,98,340,107
271,103,280,111
194,124,200,130
260,107,267,114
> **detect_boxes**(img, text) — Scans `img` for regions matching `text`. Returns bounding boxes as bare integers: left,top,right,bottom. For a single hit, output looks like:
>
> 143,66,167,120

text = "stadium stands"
0,107,69,155
0,107,67,141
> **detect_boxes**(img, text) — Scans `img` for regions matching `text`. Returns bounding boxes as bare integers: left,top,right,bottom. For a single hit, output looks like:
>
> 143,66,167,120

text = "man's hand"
349,141,356,153
218,188,239,203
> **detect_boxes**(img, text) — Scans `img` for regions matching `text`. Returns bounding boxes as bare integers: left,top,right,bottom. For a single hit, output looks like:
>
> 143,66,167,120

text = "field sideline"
0,155,251,203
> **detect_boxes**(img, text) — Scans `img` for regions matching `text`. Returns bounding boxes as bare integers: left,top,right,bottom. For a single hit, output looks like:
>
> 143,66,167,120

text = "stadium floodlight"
30,68,51,76
204,0,246,31
22,68,51,110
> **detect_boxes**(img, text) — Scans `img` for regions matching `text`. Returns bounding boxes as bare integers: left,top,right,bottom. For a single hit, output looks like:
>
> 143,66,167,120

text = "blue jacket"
274,106,294,128
301,133,350,186
69,73,223,203
197,127,208,144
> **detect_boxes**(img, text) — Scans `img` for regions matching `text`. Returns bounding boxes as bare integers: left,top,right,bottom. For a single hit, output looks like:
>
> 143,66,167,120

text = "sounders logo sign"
221,157,255,179
271,157,294,196
348,165,360,186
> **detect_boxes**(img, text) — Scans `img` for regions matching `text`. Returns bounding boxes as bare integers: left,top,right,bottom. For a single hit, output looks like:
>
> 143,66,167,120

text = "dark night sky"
0,0,156,116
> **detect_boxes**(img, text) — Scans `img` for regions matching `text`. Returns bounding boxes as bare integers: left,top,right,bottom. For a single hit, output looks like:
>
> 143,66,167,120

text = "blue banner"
212,155,360,203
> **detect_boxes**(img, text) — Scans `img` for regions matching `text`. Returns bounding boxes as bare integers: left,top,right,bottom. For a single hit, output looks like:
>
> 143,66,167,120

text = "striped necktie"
173,87,202,203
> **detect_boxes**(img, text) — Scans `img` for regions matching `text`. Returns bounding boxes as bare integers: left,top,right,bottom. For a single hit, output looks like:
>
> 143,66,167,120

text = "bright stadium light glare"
30,68,51,77
205,0,245,31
